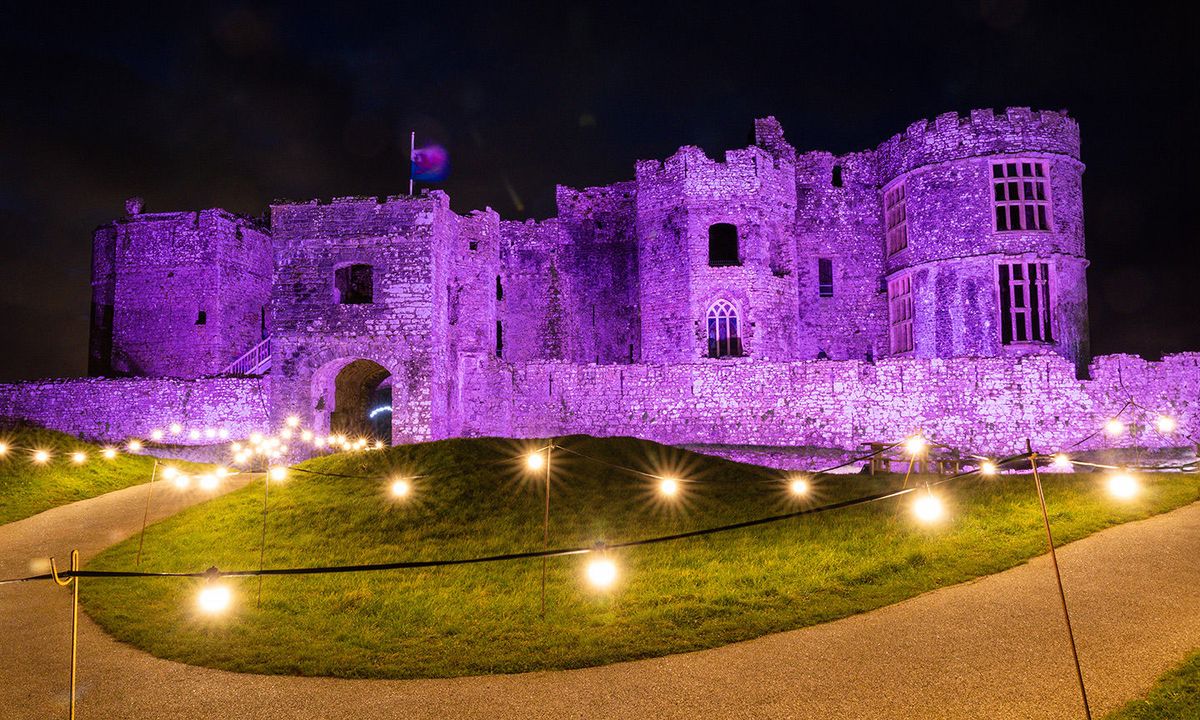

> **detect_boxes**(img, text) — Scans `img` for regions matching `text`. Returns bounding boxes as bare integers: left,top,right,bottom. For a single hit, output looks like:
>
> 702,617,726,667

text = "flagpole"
409,130,415,195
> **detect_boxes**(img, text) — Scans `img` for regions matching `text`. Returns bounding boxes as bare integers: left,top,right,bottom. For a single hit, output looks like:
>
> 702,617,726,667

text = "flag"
411,144,450,183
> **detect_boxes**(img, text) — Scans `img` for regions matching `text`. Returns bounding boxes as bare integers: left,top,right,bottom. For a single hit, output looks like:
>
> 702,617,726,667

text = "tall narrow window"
831,164,843,187
706,299,743,358
993,160,1051,231
817,258,834,297
260,306,268,339
888,275,914,354
335,263,374,304
495,320,504,358
496,275,504,301
708,223,740,267
884,182,908,255
195,310,207,325
998,261,1054,344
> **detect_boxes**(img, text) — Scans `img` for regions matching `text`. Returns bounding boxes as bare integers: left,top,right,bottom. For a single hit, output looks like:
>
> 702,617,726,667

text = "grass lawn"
0,425,206,525
80,435,1200,679
1105,650,1200,719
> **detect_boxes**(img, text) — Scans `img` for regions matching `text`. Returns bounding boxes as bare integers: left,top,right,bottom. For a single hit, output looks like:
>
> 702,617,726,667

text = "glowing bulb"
313,436,326,449
390,479,411,498
33,450,50,464
150,429,164,441
904,435,927,456
1108,472,1138,500
269,466,287,481
162,466,180,481
127,439,143,453
71,451,87,464
0,442,8,455
526,452,545,470
217,428,230,440
204,428,216,439
286,415,300,428
102,447,117,459
214,466,229,478
913,493,945,523
586,558,618,589
789,478,809,496
1104,418,1125,436
374,440,385,450
1155,416,1177,433
188,429,201,441
658,477,680,497
198,474,219,491
980,461,997,477
249,432,264,446
300,430,313,443
279,428,293,440
231,442,243,452
169,423,182,435
197,584,232,614
172,474,191,490
1050,453,1073,471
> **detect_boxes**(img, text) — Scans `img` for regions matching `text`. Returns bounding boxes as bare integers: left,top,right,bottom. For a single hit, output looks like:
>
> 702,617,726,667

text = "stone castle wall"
458,353,1200,457
0,376,270,442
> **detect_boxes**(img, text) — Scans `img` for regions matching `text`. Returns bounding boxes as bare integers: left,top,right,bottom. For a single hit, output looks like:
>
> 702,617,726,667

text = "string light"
1107,472,1139,500
198,474,219,491
0,442,8,455
1155,415,1177,433
904,435,927,456
300,430,313,443
172,473,191,490
374,440,385,450
217,428,230,440
197,583,232,614
188,429,201,441
169,423,182,435
71,451,87,464
526,451,545,471
980,461,998,476
1050,453,1072,472
204,428,216,439
161,466,180,481
127,439,143,453
585,557,618,589
269,467,287,482
1104,418,1125,436
214,466,229,479
150,429,164,441
286,415,300,428
33,450,50,464
390,478,411,498
279,428,293,440
788,477,809,496
658,477,680,497
102,447,118,459
913,492,945,523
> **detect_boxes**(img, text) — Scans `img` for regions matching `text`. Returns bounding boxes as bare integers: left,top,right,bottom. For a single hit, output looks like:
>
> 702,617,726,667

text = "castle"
3,108,1197,459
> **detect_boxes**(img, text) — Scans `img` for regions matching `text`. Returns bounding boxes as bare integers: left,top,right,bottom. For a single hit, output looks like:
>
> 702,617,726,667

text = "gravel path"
1,482,1198,719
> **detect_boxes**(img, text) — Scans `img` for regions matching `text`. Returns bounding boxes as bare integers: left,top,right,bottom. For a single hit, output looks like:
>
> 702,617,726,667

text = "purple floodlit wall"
8,107,1200,456
89,203,273,378
456,354,1200,456
0,376,270,442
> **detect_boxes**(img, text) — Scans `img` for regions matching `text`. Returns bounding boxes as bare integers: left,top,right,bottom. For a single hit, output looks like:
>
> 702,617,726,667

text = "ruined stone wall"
875,108,1088,370
458,353,1199,457
96,209,272,378
0,376,270,442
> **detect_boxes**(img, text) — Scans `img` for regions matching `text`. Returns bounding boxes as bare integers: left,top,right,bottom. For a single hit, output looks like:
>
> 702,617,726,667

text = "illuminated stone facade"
4,108,1196,458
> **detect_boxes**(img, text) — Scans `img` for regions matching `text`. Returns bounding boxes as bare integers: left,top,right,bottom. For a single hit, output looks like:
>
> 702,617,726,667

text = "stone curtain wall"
459,353,1200,457
0,376,270,442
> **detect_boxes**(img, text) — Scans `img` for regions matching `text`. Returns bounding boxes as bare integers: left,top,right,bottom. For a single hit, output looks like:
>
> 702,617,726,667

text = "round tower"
874,107,1088,373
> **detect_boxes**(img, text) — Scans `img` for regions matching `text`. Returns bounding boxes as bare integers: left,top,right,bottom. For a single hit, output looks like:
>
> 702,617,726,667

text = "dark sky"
2,2,1196,381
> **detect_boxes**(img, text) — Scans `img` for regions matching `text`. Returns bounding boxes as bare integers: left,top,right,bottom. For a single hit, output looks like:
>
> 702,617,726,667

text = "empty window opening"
708,223,740,267
884,182,908,255
335,264,374,304
495,320,504,358
706,299,744,358
496,275,504,301
887,275,914,354
832,165,843,187
196,310,207,325
998,261,1054,344
260,306,267,339
818,258,834,297
993,160,1051,232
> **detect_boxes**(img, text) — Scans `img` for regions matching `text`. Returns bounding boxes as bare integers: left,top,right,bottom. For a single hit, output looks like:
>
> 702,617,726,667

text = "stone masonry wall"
0,376,270,442
458,353,1200,457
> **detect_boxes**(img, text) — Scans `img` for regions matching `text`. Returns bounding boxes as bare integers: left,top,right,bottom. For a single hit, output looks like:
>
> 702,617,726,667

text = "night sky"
2,2,1196,381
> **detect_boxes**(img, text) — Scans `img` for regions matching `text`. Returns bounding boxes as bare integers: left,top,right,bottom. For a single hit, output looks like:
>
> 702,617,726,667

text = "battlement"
270,191,453,244
875,107,1081,182
555,181,636,220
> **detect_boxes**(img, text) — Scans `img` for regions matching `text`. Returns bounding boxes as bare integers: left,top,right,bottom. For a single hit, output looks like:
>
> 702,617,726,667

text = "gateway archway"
326,358,393,443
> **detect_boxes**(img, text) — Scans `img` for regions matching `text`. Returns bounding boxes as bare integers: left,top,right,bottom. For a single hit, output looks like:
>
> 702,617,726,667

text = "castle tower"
89,200,272,377
634,130,799,363
874,108,1089,374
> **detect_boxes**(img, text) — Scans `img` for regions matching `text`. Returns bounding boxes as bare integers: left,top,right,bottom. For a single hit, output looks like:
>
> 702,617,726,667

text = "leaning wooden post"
50,549,81,720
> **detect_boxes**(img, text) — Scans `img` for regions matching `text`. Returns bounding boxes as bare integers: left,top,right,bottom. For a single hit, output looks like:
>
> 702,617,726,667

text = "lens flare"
286,415,300,428
127,439,143,453
980,461,997,476
1107,472,1138,499
197,584,232,614
150,429,164,441
658,477,680,497
33,450,50,464
1104,418,1125,436
102,447,118,459
269,466,287,482
390,479,411,498
789,478,809,496
913,493,945,523
904,435,927,456
1155,416,1177,433
526,452,545,471
198,474,219,491
71,451,87,464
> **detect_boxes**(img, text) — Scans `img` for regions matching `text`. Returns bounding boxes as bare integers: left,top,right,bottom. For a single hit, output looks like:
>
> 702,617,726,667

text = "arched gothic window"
706,299,743,358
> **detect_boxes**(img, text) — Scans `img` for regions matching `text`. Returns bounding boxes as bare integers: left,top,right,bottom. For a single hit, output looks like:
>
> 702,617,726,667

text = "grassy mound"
0,425,204,525
81,435,1200,679
1106,650,1200,719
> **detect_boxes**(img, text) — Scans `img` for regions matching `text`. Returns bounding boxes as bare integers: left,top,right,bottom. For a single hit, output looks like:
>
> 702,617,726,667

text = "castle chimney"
125,197,144,216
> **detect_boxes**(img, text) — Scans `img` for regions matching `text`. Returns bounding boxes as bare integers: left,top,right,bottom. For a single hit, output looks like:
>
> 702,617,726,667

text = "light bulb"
71,451,87,464
150,429,164,441
127,439,143,453
390,479,411,498
1107,472,1138,500
286,415,300,428
269,466,287,481
904,435,927,456
658,477,679,497
980,461,997,476
789,478,809,496
102,447,118,459
33,450,50,464
198,474,219,491
1155,416,1177,434
913,493,944,523
586,558,618,589
1104,418,1125,436
526,452,545,470
197,584,232,614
